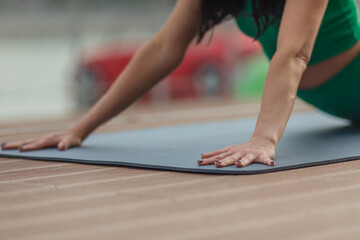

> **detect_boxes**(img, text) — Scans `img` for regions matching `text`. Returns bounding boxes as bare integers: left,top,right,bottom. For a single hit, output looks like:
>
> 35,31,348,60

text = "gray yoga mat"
1,112,360,174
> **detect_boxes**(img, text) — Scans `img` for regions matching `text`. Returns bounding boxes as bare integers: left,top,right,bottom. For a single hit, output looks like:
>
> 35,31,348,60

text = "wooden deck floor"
1,100,360,240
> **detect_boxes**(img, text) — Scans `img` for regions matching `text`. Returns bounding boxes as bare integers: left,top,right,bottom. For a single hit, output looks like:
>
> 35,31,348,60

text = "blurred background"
1,0,357,124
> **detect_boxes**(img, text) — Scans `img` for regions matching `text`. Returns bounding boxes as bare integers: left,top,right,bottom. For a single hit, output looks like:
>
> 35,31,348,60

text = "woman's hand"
197,137,276,168
1,130,82,152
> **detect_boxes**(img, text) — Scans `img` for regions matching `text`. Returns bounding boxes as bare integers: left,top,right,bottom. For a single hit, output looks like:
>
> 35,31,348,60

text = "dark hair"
198,0,285,43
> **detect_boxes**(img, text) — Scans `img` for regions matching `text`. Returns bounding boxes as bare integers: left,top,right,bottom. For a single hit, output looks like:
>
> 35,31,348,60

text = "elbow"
294,49,310,71
274,47,310,73
267,47,311,91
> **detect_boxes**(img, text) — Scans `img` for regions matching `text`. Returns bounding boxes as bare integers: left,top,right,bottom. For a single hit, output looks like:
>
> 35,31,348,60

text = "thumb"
57,140,70,151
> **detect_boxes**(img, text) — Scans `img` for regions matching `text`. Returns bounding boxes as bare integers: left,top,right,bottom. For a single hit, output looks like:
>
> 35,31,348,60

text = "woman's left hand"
197,137,276,168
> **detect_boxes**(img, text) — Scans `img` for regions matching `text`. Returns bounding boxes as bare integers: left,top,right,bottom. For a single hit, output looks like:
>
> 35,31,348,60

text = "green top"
235,0,360,66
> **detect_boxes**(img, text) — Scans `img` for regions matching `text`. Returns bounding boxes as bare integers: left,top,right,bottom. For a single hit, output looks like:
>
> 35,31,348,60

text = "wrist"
250,134,278,148
68,122,91,141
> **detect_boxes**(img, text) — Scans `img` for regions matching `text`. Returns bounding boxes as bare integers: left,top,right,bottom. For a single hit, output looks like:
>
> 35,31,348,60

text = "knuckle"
19,141,29,146
225,145,235,150
226,151,233,156
249,153,256,159
241,157,249,162
259,153,267,158
44,134,54,139
41,136,51,142
228,149,237,155
38,138,47,144
234,154,243,159
229,157,236,162
46,133,58,139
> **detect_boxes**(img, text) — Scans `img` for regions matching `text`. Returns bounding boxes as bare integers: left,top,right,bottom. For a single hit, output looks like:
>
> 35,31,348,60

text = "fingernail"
19,146,24,152
197,160,203,164
1,142,6,147
270,161,275,166
215,160,222,164
236,161,242,164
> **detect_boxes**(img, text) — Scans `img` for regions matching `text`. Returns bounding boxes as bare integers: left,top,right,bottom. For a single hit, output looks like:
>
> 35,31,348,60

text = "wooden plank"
2,180,359,240
2,167,360,226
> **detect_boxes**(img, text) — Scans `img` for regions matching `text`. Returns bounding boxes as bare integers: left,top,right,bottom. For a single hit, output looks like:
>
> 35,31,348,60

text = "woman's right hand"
1,130,83,152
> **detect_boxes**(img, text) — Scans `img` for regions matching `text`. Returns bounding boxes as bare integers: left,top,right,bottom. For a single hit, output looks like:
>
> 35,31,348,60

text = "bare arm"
200,0,329,168
2,0,202,151
252,0,329,144
71,0,202,140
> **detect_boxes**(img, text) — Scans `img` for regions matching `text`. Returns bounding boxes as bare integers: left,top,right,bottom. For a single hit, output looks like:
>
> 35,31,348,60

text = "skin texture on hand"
197,137,276,168
1,130,82,152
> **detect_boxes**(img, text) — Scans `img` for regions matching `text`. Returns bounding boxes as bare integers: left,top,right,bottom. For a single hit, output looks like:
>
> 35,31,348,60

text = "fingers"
22,136,81,152
198,149,276,168
1,139,36,150
201,146,231,159
57,137,82,151
198,151,233,165
57,139,70,151
20,138,58,152
235,154,257,168
255,154,275,166
1,131,82,152
214,153,244,168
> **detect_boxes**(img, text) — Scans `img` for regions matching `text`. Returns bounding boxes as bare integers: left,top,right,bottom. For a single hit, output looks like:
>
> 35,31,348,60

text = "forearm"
252,52,307,146
70,40,186,140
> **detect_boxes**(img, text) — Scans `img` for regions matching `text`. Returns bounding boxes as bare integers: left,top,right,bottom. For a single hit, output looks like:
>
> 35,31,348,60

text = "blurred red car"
73,32,261,107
